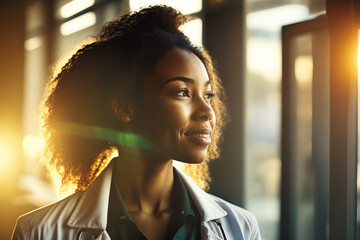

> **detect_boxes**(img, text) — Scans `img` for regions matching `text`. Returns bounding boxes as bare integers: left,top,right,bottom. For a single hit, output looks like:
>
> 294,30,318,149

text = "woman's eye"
204,91,216,100
176,88,191,97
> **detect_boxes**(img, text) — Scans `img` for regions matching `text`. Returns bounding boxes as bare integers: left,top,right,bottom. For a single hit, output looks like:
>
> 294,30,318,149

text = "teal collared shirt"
106,168,200,239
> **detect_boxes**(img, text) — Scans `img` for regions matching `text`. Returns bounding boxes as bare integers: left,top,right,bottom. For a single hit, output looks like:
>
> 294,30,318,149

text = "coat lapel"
65,161,227,240
67,161,114,233
175,168,227,222
175,169,227,240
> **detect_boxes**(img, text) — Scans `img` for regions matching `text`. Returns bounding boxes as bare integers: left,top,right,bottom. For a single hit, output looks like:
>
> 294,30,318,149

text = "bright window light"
180,18,203,46
60,12,96,36
247,37,281,82
60,0,95,18
24,36,42,51
247,4,309,32
130,0,202,15
0,136,16,177
357,30,360,76
295,56,313,86
22,135,45,157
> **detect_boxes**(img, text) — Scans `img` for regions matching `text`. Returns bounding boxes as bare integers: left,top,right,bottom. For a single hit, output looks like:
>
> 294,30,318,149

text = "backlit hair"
41,5,228,195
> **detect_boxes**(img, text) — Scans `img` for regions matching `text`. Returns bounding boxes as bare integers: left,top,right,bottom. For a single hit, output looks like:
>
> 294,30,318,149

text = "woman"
12,5,261,240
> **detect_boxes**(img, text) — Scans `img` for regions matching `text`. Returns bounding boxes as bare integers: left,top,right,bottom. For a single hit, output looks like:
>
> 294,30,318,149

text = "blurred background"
1,0,359,239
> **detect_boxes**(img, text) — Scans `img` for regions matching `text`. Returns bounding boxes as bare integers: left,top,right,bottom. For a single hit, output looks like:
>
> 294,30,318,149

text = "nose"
193,97,215,122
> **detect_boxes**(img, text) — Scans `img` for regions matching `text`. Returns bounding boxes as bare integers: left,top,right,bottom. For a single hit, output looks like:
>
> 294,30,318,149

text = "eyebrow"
162,76,211,86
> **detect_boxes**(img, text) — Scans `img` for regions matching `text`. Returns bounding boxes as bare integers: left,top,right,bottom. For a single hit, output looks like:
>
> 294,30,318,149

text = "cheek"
211,114,216,129
158,102,191,132
143,100,191,137
209,105,216,127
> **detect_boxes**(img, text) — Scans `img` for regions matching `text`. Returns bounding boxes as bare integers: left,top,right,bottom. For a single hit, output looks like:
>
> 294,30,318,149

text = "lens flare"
23,135,45,157
59,122,152,150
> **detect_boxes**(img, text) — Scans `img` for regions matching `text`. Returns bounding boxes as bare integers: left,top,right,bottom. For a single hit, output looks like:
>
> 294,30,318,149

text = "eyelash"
176,88,216,100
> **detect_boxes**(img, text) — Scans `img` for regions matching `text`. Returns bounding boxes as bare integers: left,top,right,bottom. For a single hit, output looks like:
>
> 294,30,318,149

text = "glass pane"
286,25,329,240
245,0,326,238
293,34,315,240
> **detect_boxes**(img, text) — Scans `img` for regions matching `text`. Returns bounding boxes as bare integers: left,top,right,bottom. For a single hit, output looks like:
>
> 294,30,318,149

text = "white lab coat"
12,161,261,240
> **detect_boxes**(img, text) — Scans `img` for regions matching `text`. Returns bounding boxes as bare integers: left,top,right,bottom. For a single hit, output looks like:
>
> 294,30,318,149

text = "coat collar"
66,160,227,230
175,168,227,222
67,160,114,230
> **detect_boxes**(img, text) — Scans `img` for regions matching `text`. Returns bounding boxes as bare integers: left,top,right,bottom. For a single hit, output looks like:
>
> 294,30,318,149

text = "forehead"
144,48,209,87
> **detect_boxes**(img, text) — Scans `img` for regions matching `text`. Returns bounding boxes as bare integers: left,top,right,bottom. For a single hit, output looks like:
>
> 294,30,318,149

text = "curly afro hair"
41,5,228,194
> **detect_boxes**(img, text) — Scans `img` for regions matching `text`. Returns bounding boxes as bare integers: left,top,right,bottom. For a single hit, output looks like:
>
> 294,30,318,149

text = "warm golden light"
60,12,96,36
357,34,360,76
50,168,77,200
0,136,17,178
60,0,95,18
52,147,119,199
295,55,313,86
22,135,45,157
24,36,42,51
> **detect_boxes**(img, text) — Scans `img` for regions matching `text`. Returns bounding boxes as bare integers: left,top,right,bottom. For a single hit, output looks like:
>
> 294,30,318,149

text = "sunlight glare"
295,56,313,87
357,31,360,76
60,12,96,36
24,36,42,51
60,0,95,18
22,135,45,157
180,18,203,46
0,140,14,171
247,4,309,32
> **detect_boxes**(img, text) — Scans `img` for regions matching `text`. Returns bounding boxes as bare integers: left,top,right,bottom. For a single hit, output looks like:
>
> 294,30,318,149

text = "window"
245,1,325,239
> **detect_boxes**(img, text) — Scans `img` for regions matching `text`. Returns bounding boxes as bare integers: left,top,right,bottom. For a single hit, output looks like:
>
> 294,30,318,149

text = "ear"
111,100,136,123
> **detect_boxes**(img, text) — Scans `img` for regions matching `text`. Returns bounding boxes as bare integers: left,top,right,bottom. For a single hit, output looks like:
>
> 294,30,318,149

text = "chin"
176,152,208,164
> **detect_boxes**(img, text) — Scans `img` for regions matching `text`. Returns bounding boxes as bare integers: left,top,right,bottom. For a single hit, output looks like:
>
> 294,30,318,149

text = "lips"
184,129,212,146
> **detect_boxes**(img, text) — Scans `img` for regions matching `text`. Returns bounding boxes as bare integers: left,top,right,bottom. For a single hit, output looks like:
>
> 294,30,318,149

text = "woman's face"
135,48,216,163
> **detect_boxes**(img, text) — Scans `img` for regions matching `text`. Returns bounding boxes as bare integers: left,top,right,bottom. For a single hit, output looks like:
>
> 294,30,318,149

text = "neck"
114,149,174,215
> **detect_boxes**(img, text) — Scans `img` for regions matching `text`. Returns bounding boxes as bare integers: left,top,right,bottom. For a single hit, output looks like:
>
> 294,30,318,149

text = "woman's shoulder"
19,191,82,222
12,191,83,239
207,193,257,221
204,193,261,239
175,168,259,229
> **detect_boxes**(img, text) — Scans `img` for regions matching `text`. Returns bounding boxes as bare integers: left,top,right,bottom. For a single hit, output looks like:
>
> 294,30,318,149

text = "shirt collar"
173,168,197,219
107,166,198,224
66,159,227,231
107,172,132,224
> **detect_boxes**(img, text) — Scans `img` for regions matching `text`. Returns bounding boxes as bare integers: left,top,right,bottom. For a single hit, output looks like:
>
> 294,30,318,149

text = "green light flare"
59,122,152,150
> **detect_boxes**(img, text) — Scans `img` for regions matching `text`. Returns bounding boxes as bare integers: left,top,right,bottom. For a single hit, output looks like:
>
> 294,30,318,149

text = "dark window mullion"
327,0,358,238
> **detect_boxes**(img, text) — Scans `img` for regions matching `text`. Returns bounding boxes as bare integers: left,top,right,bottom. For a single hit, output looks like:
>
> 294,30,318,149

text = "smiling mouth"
184,130,212,146
185,133,211,138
